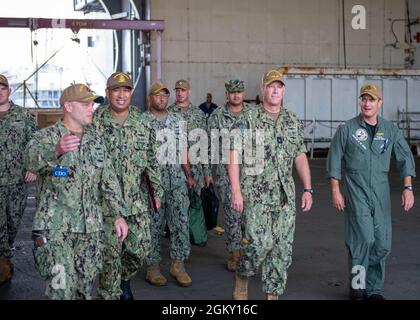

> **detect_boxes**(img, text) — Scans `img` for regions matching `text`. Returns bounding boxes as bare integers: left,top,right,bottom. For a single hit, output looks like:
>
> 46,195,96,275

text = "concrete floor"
1,158,420,300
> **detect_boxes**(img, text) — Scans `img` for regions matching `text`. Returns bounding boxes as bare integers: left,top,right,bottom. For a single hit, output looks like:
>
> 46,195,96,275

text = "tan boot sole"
232,292,248,300
145,274,167,286
146,278,167,286
170,270,192,287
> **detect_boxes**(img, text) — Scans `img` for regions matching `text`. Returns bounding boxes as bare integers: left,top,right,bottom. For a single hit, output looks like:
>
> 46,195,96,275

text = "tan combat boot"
232,273,248,300
227,250,241,272
145,264,167,286
0,256,12,285
266,293,279,300
170,260,192,287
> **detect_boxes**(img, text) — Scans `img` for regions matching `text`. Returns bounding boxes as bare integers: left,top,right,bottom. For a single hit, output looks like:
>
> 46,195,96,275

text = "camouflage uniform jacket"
92,105,163,215
0,102,37,186
25,121,127,233
168,102,211,180
207,102,251,181
232,106,307,206
146,110,187,191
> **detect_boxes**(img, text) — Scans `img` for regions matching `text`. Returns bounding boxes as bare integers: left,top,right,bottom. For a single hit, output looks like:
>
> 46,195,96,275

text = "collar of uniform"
55,119,83,138
103,105,137,127
147,110,167,123
170,102,194,112
222,102,251,119
222,103,237,120
55,119,70,136
357,113,383,129
55,119,95,144
8,101,18,110
1,101,18,113
0,102,15,120
258,104,285,125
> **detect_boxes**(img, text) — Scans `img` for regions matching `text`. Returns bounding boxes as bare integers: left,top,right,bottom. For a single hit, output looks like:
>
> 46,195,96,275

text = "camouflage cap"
0,74,9,87
262,69,285,86
225,79,245,93
60,84,104,106
174,79,190,90
148,81,170,96
106,72,133,90
359,83,382,100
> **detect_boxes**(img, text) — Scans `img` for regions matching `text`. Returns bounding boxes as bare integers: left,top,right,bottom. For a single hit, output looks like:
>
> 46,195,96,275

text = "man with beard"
145,81,193,287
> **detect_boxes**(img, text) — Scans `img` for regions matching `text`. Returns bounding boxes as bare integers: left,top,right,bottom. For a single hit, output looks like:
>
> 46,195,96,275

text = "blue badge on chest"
53,166,69,177
277,136,283,144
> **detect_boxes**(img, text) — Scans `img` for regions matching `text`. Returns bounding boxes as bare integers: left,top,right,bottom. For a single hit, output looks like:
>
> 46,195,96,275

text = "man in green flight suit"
0,74,37,284
93,72,163,300
326,83,416,300
228,69,313,300
25,83,128,299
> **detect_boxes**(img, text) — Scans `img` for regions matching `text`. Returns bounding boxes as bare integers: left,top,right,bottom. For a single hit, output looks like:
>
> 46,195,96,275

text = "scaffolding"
398,110,420,154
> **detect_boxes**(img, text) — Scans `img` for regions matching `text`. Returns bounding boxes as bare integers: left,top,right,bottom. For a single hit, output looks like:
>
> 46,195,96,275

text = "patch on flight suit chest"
351,128,368,150
355,128,368,142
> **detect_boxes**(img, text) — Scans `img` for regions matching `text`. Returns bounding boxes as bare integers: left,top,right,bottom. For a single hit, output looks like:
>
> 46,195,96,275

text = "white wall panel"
151,0,407,107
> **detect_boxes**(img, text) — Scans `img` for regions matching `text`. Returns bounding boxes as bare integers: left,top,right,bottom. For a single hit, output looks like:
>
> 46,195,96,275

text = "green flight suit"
326,115,416,296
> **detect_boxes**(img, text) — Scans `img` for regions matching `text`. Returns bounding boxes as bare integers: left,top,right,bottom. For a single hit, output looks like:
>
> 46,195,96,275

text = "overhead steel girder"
0,17,164,33
0,14,164,108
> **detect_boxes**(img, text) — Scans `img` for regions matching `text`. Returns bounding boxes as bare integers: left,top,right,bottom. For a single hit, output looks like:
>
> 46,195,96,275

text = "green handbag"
188,189,208,247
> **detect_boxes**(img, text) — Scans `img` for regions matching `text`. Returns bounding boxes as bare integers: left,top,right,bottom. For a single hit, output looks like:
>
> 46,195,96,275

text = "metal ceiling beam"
0,15,164,91
0,17,164,32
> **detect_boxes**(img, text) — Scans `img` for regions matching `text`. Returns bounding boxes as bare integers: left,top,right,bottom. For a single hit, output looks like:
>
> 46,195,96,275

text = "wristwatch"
404,185,413,192
303,188,314,194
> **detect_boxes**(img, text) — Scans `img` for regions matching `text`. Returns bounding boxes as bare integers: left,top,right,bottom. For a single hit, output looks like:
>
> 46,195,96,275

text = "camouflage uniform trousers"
0,183,27,258
237,192,296,296
146,186,190,265
97,213,151,300
32,230,103,300
215,175,243,252
191,164,205,193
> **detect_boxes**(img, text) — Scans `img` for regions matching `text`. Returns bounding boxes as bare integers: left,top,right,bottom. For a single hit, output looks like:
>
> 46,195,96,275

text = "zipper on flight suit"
366,122,378,211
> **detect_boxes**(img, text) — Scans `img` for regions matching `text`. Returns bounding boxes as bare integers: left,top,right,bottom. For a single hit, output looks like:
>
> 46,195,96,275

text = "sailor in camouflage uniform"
0,74,37,285
227,70,313,300
207,79,251,273
145,81,193,287
92,72,163,300
168,80,213,193
25,84,128,300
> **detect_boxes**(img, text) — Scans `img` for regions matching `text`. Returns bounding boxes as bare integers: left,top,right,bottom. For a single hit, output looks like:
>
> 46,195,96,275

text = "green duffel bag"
188,189,207,247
